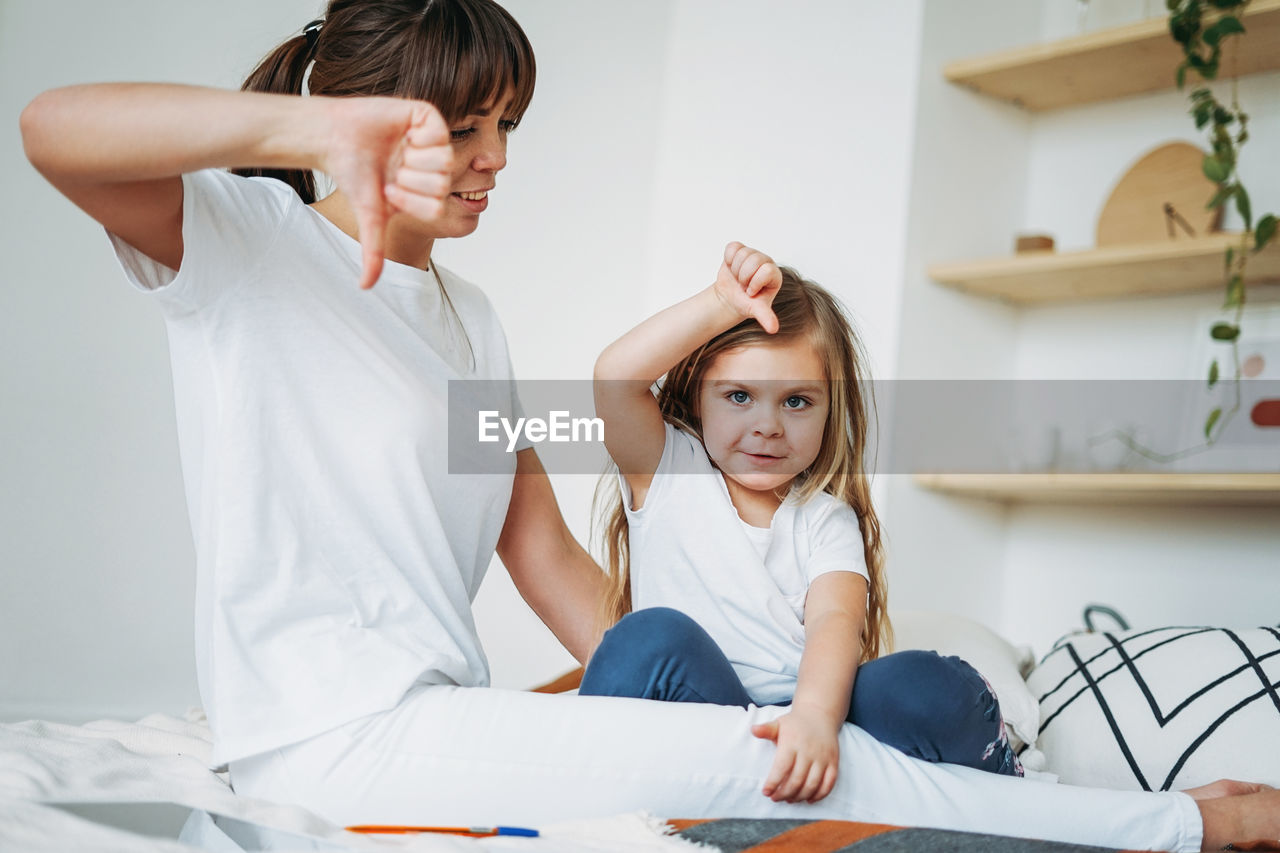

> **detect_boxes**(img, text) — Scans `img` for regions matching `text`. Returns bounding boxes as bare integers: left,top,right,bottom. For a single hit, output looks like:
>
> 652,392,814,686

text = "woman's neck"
311,191,435,271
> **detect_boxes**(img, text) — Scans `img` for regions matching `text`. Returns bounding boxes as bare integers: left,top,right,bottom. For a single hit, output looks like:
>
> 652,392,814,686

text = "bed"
3,611,1276,853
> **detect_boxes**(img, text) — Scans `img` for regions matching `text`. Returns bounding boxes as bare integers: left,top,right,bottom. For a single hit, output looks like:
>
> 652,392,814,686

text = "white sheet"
0,711,710,853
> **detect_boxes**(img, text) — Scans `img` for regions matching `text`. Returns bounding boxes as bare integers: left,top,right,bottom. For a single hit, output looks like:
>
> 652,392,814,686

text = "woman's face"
696,338,830,502
427,88,517,239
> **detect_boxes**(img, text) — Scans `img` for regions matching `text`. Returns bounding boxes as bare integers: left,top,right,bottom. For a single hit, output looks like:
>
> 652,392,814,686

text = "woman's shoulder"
117,170,300,309
187,168,297,205
182,169,299,232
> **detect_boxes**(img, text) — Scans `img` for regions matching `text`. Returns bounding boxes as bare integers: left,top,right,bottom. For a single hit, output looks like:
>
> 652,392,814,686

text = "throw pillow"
1026,625,1280,790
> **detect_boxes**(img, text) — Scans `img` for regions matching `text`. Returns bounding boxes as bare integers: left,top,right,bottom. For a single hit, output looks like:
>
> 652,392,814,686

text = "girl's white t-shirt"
109,168,528,767
622,423,869,706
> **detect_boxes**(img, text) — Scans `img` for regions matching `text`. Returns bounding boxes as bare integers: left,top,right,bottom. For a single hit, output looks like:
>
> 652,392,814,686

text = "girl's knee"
582,608,744,704
854,649,1021,774
588,608,711,675
617,607,700,632
856,650,998,733
600,607,705,650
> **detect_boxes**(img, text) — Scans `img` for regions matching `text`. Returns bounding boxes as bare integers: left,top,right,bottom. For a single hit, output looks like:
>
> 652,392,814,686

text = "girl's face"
697,337,830,508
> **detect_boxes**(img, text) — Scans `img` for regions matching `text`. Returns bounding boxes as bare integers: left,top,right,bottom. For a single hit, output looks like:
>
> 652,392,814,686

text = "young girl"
583,242,1021,804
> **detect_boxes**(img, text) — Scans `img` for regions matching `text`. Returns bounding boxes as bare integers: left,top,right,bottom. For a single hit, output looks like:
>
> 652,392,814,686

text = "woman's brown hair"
234,0,535,202
593,268,892,663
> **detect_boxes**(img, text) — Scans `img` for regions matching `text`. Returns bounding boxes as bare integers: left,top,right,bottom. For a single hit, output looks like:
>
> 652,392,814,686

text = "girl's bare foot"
1196,788,1280,852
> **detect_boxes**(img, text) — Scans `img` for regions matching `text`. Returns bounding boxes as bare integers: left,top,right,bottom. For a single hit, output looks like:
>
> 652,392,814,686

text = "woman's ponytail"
232,27,318,202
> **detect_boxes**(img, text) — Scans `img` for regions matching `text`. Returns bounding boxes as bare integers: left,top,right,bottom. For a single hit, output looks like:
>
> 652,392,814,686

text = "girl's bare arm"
752,571,867,803
593,242,780,507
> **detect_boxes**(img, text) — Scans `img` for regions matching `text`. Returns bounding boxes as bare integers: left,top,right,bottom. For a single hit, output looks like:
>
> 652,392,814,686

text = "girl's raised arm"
593,242,780,507
20,83,452,289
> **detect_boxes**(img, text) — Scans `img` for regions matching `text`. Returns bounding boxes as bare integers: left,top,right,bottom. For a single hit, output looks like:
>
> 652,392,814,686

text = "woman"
19,1,1279,849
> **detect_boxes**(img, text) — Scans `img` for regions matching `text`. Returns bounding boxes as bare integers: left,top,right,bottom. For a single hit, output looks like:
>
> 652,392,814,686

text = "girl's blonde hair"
592,267,892,663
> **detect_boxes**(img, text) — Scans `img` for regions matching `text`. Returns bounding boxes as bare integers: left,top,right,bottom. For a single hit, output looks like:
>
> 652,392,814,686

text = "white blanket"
0,711,711,853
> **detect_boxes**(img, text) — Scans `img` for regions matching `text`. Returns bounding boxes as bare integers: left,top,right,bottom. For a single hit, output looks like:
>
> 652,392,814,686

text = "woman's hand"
712,241,782,333
751,708,841,803
319,97,454,289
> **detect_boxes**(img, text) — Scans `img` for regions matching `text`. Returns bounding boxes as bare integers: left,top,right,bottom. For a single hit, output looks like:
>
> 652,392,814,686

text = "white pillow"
1026,625,1280,791
890,609,1040,751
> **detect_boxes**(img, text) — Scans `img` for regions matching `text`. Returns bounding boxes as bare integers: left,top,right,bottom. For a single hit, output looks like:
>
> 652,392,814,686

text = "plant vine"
1090,0,1275,465
1169,0,1277,442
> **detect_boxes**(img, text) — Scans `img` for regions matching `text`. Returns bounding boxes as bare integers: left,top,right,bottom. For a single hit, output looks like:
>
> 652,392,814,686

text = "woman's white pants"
230,685,1202,852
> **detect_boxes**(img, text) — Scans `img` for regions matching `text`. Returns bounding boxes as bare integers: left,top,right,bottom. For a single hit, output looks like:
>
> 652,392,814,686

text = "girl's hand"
713,241,782,333
750,709,841,803
319,97,454,289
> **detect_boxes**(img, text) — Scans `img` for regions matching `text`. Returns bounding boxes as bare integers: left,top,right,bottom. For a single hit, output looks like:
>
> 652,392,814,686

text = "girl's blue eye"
499,119,519,133
450,128,475,142
784,396,810,409
728,390,750,405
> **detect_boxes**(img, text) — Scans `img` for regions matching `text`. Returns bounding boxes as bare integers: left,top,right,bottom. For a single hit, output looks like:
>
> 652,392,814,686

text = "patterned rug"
667,818,1275,853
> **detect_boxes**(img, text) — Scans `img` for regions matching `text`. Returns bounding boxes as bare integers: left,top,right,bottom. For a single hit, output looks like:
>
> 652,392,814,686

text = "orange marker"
346,824,539,838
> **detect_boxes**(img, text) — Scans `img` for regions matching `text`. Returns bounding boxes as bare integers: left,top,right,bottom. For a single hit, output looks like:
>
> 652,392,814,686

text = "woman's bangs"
399,3,535,123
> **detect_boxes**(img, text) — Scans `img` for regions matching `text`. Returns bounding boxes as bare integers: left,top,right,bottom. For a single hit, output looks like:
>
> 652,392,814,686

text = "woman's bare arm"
496,449,608,663
20,83,452,287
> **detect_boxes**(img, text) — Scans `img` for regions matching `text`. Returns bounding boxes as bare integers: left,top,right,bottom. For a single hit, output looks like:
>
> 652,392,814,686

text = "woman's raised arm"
20,83,452,288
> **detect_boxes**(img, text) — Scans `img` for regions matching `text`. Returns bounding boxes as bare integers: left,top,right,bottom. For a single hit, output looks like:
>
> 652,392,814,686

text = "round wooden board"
1095,141,1223,247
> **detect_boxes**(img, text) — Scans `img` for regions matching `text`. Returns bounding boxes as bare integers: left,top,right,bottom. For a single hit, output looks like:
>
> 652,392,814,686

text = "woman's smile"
451,188,491,212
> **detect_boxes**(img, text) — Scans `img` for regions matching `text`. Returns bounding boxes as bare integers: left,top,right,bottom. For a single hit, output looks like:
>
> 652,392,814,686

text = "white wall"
639,1,923,374
884,0,1042,628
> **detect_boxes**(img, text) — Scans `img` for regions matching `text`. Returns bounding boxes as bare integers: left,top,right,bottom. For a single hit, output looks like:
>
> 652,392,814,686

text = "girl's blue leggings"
580,607,1022,777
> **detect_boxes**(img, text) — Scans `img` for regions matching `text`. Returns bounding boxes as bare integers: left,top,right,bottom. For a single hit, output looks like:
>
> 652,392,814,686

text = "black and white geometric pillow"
1025,625,1280,791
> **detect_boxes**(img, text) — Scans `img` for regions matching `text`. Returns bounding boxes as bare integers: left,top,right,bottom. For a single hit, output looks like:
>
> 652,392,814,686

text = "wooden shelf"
927,233,1280,304
944,0,1280,111
915,473,1280,506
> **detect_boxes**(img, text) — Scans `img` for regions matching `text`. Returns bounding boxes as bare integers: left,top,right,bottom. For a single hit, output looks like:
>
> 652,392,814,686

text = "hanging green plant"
1168,0,1277,442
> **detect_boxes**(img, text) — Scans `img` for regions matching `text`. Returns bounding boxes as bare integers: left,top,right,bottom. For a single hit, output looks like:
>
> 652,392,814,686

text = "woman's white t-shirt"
622,423,869,706
109,168,527,766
